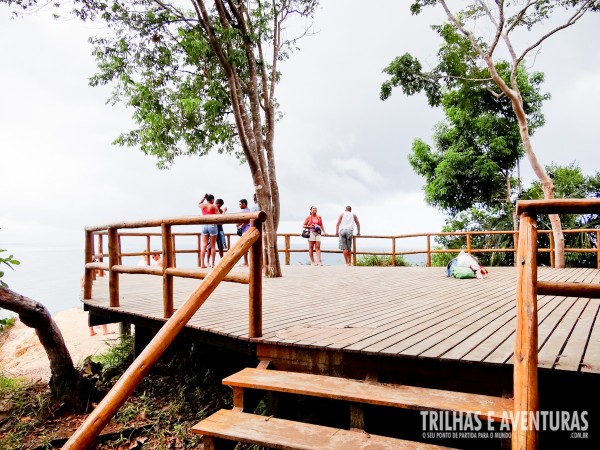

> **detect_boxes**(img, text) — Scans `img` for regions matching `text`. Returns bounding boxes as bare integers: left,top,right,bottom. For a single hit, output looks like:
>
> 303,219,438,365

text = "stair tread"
224,368,512,422
192,409,455,450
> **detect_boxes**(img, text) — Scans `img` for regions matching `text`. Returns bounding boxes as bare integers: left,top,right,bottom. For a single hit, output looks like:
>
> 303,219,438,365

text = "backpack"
451,266,475,279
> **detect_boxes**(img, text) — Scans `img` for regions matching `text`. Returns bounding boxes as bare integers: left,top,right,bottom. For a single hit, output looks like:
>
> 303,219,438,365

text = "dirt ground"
0,308,117,382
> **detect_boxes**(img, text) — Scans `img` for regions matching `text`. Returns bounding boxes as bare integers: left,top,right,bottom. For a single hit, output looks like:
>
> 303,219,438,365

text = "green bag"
451,266,475,279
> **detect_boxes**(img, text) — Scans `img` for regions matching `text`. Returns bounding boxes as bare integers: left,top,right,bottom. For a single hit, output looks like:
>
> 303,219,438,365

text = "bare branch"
516,0,595,68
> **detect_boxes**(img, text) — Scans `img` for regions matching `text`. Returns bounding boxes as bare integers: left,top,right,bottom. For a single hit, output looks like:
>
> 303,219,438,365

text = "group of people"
198,193,259,268
303,205,360,266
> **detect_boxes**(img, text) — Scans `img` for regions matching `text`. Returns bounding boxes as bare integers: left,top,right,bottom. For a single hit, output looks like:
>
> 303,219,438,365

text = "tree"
4,0,318,277
0,250,94,410
390,25,549,223
384,0,600,268
436,163,600,268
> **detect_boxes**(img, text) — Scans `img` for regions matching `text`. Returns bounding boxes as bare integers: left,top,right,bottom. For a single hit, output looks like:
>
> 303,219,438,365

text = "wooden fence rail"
92,227,600,270
83,212,265,326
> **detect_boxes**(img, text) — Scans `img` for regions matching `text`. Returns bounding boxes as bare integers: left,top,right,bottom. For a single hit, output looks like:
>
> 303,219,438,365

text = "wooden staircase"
191,367,512,449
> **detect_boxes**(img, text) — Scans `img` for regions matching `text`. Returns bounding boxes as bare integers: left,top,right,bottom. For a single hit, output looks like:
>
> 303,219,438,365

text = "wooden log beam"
63,227,260,449
249,219,263,338
513,213,539,450
85,262,110,272
162,224,174,319
537,281,600,298
110,265,163,276
85,211,267,232
84,231,94,300
516,198,600,216
166,268,249,284
108,227,120,308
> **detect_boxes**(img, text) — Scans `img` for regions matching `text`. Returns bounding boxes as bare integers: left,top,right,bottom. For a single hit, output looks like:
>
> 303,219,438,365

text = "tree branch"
516,0,594,68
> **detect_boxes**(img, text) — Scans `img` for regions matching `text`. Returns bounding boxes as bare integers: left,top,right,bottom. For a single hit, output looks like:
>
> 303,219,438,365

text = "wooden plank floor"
84,266,600,374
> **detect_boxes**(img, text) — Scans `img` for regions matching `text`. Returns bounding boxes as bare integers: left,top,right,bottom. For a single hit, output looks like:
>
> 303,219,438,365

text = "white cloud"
1,1,598,249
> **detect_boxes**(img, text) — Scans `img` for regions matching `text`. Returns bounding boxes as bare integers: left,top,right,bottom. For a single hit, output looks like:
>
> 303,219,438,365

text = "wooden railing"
89,227,600,270
513,199,600,449
68,212,265,448
276,228,600,268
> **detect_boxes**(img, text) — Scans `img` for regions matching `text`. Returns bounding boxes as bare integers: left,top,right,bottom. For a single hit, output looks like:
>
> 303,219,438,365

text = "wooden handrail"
66,226,261,448
85,212,264,231
516,198,600,215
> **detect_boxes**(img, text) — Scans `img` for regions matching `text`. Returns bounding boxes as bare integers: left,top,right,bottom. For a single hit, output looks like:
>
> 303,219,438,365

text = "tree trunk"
508,95,565,268
0,288,94,411
480,53,565,268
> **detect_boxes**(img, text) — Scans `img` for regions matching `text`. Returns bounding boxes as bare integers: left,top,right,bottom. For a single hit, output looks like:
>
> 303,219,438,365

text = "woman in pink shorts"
303,206,327,266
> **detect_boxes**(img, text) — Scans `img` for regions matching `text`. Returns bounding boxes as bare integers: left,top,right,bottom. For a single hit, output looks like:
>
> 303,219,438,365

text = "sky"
1,1,599,248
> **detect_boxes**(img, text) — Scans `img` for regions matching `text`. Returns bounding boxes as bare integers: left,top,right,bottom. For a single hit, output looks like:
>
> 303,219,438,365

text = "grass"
0,317,15,333
356,254,411,267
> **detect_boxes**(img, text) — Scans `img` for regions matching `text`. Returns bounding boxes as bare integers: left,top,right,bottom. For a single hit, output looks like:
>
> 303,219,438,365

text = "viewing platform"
69,200,600,448
84,264,600,389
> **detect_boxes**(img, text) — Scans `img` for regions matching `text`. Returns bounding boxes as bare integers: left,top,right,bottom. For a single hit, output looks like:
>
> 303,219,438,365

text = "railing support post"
597,230,600,270
466,232,472,254
284,235,290,266
513,213,539,450
197,234,202,267
249,219,263,338
97,233,105,277
426,234,431,267
145,235,151,266
549,231,555,268
84,231,94,299
108,227,120,307
352,236,357,266
391,238,396,267
162,224,174,318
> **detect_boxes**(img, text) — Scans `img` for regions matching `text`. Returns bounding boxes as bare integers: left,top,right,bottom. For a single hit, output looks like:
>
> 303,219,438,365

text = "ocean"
0,242,425,319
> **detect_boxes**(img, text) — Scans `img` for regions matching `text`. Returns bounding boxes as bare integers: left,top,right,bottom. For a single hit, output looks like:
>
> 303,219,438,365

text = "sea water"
0,242,425,319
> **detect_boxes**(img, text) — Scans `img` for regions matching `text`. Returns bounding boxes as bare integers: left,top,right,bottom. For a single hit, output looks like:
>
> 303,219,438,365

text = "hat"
313,225,322,234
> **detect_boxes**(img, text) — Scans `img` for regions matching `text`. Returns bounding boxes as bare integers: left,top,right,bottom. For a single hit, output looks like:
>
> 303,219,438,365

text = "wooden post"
162,224,174,319
513,213,539,450
97,233,105,277
108,227,120,307
549,231,555,268
426,234,431,267
171,234,177,267
145,235,151,266
514,230,519,267
597,231,600,270
466,232,472,254
249,219,263,338
197,234,202,267
83,231,94,300
391,238,396,267
352,236,357,266
285,235,290,266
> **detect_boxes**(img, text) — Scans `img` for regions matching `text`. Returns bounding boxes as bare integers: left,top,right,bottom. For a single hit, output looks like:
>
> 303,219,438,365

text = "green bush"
431,249,459,267
0,316,15,333
356,254,411,267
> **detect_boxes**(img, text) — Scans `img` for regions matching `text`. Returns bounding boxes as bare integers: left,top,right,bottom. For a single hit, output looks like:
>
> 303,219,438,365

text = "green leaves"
0,248,20,288
381,53,442,106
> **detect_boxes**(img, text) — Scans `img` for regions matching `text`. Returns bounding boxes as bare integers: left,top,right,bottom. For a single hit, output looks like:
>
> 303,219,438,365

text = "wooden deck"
83,266,600,375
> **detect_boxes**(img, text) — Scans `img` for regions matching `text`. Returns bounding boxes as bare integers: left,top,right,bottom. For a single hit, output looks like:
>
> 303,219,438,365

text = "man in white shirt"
335,206,361,266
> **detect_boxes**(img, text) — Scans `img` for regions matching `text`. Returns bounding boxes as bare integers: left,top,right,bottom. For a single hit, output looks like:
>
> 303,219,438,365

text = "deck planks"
85,266,600,374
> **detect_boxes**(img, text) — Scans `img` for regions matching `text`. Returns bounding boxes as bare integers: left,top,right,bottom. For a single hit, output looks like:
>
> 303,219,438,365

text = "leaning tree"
386,0,600,268
0,250,93,411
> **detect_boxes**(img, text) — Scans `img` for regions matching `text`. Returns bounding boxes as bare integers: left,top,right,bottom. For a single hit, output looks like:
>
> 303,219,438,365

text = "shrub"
356,255,411,267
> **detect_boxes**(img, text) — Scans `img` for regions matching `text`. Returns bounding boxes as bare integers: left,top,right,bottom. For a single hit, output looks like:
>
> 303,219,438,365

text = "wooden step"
192,409,454,449
224,368,512,422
